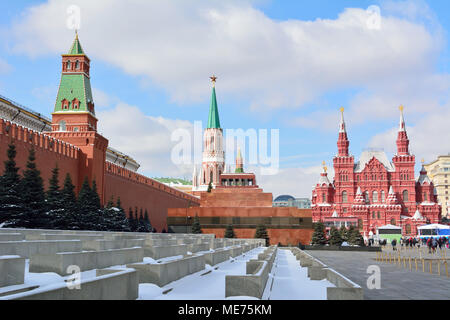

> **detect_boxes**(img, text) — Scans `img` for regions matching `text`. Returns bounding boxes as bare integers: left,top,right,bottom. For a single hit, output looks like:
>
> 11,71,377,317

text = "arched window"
67,61,71,70
75,60,79,69
364,191,370,203
390,218,396,226
58,120,66,131
381,190,386,203
405,224,411,235
322,193,326,203
402,190,409,202
342,191,348,203
423,192,428,202
210,171,213,184
373,191,378,203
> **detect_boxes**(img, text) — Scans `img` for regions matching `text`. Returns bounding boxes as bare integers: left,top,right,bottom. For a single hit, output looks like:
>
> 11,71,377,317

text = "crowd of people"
370,236,450,253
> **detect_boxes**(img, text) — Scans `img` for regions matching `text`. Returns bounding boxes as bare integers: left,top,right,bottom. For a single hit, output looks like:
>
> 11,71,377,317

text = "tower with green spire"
207,77,221,129
48,32,108,203
194,76,225,191
51,31,98,133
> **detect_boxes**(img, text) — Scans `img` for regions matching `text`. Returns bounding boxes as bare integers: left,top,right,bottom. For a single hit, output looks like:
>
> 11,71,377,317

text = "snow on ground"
264,249,333,300
138,247,266,300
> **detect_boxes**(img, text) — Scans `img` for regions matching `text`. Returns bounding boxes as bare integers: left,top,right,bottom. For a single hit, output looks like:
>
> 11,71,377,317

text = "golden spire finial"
399,105,404,112
340,107,345,114
322,161,327,173
210,75,217,87
421,158,425,164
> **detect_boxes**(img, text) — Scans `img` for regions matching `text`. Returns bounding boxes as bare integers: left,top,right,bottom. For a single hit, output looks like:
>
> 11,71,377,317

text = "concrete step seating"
0,256,25,288
29,247,144,275
288,247,363,300
225,246,278,299
0,228,264,300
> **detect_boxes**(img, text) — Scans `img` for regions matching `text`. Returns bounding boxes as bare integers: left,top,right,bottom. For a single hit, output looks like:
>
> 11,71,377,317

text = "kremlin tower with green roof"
192,76,225,191
48,32,108,200
51,31,97,133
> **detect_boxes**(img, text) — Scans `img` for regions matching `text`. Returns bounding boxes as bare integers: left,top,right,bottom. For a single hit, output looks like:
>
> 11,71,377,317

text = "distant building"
273,195,311,209
170,78,314,245
311,107,441,238
424,155,450,218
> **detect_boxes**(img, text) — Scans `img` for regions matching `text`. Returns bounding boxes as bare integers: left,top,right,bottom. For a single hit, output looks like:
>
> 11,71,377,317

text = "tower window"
381,190,386,203
75,60,79,70
67,61,71,70
403,190,409,202
58,121,66,131
342,191,348,203
372,191,378,203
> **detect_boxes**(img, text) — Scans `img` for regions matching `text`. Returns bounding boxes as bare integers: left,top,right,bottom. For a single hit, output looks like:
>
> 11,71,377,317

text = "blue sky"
0,0,449,197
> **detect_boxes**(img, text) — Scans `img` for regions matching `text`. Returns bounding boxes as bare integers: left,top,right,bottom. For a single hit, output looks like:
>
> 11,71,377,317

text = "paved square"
305,250,450,300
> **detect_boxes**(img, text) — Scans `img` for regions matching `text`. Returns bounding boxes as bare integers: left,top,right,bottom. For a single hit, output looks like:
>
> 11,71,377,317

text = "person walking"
391,238,397,251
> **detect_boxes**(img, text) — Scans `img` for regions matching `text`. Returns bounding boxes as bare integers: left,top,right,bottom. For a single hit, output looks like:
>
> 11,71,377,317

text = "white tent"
417,224,450,230
378,224,402,230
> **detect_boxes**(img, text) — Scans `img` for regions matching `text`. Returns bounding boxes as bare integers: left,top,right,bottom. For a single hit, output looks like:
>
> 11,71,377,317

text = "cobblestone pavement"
305,250,450,300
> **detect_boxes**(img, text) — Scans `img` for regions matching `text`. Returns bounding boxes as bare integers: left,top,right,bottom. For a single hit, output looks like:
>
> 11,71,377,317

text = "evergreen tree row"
311,222,365,246
0,143,152,232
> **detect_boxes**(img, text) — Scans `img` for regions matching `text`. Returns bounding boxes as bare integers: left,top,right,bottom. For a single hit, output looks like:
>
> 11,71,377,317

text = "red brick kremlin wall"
0,119,200,232
105,163,199,232
0,119,80,190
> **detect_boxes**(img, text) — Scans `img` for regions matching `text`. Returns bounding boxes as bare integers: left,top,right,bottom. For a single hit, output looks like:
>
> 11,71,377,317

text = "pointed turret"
354,187,365,204
396,105,410,155
387,186,398,204
337,107,350,157
413,209,424,220
417,160,431,185
68,31,85,55
192,165,198,187
52,32,96,132
235,148,244,173
207,76,221,129
318,161,331,186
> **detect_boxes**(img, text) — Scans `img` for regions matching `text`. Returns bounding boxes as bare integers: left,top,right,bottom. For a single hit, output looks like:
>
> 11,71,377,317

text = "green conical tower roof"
207,77,221,129
54,33,94,115
68,32,85,55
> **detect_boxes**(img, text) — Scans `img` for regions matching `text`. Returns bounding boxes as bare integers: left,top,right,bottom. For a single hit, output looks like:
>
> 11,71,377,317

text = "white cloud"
253,165,334,198
9,0,443,112
369,103,450,162
97,103,194,178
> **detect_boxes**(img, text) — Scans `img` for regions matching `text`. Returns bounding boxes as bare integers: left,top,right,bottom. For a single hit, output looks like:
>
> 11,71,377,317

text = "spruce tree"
46,165,61,209
90,179,101,210
143,209,151,233
77,177,102,230
21,148,47,229
224,224,235,238
106,195,114,209
59,173,78,230
0,143,26,228
128,207,138,232
329,226,343,246
191,214,202,234
348,226,365,246
254,224,269,246
46,165,66,229
137,208,147,232
311,222,327,245
339,226,348,242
